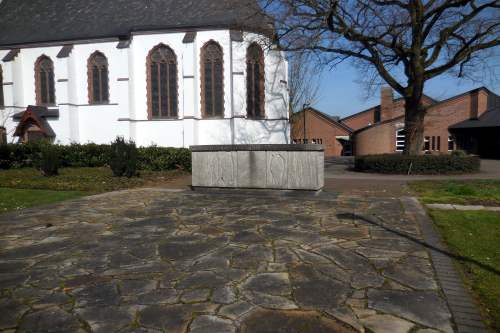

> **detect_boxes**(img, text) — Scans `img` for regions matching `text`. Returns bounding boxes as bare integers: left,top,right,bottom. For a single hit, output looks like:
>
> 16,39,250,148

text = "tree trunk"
403,96,426,155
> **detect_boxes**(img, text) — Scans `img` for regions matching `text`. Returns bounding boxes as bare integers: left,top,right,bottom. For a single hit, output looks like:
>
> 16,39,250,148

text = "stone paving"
0,189,456,333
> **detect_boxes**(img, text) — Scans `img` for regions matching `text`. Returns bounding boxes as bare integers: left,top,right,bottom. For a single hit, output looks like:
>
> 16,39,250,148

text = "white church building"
0,0,290,146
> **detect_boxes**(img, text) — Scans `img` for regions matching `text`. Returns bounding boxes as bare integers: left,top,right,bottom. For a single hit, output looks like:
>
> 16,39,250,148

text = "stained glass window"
88,52,109,104
148,45,178,118
246,43,265,118
201,42,224,117
35,56,55,106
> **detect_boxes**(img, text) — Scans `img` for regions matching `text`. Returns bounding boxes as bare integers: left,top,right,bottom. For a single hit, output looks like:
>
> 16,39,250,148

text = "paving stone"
362,314,415,333
0,189,460,333
189,315,235,333
135,288,178,305
293,277,350,309
219,301,255,320
240,308,357,333
18,307,82,333
367,289,452,332
232,245,273,270
181,288,210,303
212,286,236,304
325,306,364,332
73,282,120,307
241,273,290,296
120,279,157,296
0,298,29,330
246,292,298,309
138,304,216,332
323,225,370,240
351,271,385,289
76,306,133,333
158,236,220,261
176,271,226,289
382,257,438,290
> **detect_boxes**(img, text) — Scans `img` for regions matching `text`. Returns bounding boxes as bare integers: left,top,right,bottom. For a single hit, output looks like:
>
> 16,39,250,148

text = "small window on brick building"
374,109,381,123
246,43,265,118
88,51,109,104
396,129,405,151
201,41,224,118
448,136,455,151
431,136,436,151
437,136,441,151
35,55,56,106
424,136,430,152
148,45,178,119
303,138,308,144
0,65,4,108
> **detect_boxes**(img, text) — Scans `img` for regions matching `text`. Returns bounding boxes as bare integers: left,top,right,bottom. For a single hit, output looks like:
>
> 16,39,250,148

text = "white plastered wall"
1,29,289,146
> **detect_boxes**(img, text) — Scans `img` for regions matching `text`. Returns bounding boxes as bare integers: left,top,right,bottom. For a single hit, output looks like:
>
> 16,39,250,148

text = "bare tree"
259,0,500,155
288,52,322,115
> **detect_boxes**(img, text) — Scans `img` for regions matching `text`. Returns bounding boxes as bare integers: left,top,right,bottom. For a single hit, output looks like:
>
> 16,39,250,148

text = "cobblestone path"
0,189,454,333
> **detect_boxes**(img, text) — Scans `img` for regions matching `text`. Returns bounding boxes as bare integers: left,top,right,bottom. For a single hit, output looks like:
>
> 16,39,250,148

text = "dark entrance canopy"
449,110,500,159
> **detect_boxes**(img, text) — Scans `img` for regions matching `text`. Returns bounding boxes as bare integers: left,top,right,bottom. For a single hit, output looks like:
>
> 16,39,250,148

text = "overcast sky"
312,56,500,119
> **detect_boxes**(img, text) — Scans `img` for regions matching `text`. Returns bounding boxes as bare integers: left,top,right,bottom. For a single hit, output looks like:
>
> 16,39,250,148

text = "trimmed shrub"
0,141,191,172
59,143,111,167
451,149,467,157
109,137,138,177
138,146,191,172
354,154,480,175
0,144,13,169
38,143,60,176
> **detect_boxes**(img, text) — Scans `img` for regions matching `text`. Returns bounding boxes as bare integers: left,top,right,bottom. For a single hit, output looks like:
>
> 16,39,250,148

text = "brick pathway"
0,189,470,332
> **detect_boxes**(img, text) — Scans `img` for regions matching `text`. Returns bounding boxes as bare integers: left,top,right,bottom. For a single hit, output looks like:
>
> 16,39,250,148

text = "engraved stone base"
191,145,324,190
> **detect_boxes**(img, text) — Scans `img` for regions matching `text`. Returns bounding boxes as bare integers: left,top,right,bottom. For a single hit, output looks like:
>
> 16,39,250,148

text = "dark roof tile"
56,45,74,58
182,32,197,44
2,49,20,62
0,0,271,47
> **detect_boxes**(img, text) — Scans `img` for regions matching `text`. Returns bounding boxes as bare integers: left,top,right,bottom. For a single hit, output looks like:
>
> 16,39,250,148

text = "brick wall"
291,109,351,157
341,109,377,131
354,119,404,155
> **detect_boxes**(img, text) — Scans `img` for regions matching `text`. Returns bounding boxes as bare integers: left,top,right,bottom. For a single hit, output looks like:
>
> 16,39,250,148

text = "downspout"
229,33,235,145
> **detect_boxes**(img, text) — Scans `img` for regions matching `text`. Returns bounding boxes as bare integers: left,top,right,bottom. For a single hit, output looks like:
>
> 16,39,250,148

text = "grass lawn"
410,179,500,206
0,167,187,193
0,188,85,213
0,167,188,213
428,210,500,331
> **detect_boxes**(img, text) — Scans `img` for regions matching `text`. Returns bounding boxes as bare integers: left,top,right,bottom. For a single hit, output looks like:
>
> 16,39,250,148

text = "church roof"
0,0,271,48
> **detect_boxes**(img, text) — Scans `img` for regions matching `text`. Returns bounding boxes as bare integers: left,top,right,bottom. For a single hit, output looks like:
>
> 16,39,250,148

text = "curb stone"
403,197,489,333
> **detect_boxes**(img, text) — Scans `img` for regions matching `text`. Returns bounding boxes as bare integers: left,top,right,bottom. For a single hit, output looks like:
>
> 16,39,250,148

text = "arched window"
246,43,265,118
201,41,224,118
35,55,55,106
147,45,178,119
88,51,109,104
0,65,4,108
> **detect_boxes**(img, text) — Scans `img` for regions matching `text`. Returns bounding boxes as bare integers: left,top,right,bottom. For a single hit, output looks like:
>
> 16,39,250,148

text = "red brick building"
290,108,352,157
290,86,500,158
350,87,500,158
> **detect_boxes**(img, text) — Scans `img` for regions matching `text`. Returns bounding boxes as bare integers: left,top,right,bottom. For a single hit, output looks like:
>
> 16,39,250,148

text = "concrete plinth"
191,144,324,190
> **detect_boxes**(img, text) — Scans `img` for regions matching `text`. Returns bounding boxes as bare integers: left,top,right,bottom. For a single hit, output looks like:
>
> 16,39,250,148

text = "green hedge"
0,142,191,171
354,154,480,175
